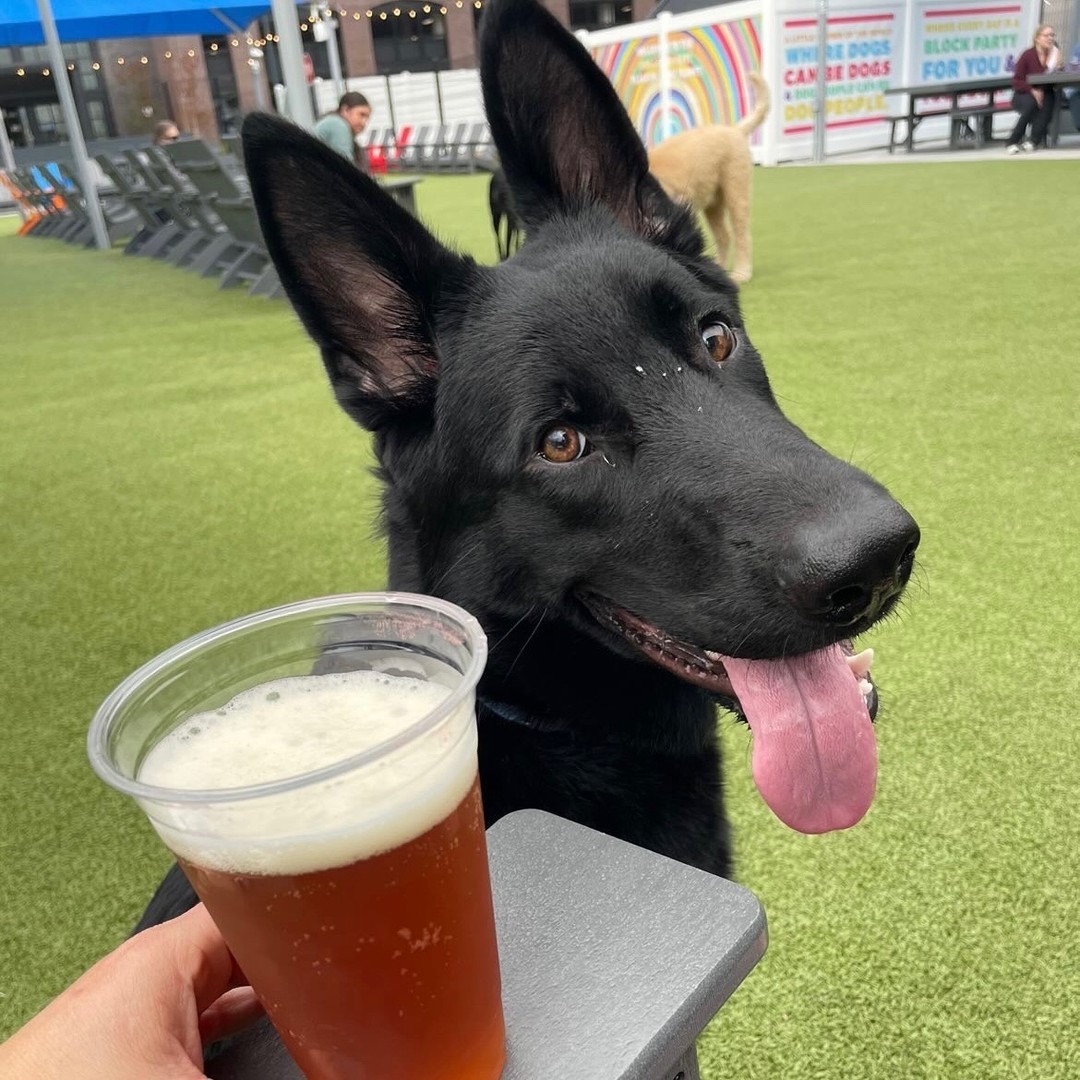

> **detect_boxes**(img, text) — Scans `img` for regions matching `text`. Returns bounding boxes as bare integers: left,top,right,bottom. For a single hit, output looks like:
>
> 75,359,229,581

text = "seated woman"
1006,25,1062,154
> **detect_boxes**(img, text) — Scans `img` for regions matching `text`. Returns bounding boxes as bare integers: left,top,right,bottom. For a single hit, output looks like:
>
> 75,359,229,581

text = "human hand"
1033,88,1045,107
0,904,263,1079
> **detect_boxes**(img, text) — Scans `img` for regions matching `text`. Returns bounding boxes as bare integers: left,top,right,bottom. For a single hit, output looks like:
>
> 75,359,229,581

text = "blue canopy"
0,0,276,47
2,0,312,249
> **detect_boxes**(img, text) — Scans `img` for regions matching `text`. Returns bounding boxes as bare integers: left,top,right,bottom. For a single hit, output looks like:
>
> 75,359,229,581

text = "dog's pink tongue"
720,644,876,834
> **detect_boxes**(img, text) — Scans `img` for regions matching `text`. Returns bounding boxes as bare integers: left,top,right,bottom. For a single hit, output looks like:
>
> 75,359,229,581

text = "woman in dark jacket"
1007,25,1062,153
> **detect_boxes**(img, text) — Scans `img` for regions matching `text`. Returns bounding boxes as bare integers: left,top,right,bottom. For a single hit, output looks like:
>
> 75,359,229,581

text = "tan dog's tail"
735,71,770,135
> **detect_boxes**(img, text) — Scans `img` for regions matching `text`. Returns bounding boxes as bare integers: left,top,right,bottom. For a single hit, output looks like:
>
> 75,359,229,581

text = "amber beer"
176,778,504,1080
88,594,504,1080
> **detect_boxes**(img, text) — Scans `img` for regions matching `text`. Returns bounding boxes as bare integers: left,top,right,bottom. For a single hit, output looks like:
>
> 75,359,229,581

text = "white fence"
300,0,1038,162
311,68,485,133
581,0,1039,162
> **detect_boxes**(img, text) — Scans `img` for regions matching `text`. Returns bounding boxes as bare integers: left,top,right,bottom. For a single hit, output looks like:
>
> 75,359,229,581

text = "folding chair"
125,147,228,270
94,153,180,257
46,161,140,247
397,124,431,171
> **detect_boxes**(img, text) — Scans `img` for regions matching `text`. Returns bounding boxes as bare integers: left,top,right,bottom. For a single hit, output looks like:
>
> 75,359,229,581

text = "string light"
42,67,50,76
16,67,25,75
51,2,477,72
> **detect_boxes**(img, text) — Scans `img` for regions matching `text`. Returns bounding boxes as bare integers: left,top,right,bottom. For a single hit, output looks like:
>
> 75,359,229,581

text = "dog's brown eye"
702,322,736,364
539,426,587,463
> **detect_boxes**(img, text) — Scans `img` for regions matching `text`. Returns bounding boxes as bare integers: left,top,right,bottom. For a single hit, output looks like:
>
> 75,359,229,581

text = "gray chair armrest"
209,809,767,1080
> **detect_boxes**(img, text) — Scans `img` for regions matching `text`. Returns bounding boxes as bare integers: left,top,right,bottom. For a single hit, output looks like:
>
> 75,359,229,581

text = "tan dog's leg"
703,200,731,269
724,153,753,284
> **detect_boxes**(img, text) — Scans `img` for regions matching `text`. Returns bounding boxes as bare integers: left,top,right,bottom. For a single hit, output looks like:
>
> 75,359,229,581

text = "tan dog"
647,72,770,284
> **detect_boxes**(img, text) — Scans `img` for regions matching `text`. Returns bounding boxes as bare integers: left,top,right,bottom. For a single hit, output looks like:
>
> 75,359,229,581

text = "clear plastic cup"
88,592,504,1080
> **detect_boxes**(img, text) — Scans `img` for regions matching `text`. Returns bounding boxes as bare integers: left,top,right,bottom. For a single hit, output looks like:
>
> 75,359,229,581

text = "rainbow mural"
592,18,763,148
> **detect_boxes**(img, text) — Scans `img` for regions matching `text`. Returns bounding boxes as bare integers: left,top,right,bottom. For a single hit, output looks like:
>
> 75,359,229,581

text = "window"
32,102,65,143
569,1,633,32
86,99,109,139
371,4,449,74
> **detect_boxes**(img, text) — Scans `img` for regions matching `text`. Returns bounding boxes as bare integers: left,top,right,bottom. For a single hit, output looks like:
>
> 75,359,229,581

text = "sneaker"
1021,140,1035,152
1006,144,1021,155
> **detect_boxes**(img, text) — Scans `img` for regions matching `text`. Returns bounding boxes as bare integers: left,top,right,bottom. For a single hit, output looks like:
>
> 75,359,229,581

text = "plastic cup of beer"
88,592,505,1080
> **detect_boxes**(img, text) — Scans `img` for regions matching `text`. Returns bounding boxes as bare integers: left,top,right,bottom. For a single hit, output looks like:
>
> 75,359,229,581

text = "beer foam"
137,670,477,875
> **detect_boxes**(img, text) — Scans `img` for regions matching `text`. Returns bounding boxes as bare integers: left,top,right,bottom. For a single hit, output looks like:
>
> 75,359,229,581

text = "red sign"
302,52,315,85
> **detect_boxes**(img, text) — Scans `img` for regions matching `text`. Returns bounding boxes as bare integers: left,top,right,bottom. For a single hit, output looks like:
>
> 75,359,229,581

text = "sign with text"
780,10,901,136
914,3,1024,83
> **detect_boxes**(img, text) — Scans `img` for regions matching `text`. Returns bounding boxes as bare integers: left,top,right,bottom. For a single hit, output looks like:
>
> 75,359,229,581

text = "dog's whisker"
488,604,539,655
727,612,775,659
504,605,550,679
426,540,483,595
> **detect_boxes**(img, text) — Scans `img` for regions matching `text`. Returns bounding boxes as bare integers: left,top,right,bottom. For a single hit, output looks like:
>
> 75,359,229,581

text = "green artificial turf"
2,164,1079,1077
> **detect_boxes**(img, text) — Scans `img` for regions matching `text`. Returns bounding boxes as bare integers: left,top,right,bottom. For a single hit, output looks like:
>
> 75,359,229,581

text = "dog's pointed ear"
242,113,469,430
480,0,699,254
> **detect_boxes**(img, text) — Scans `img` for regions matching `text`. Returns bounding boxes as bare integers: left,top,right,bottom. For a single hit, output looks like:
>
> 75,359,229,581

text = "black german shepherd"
136,0,917,930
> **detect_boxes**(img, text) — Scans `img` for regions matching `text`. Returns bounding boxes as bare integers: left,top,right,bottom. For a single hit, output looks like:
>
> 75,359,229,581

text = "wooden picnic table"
206,809,767,1080
1029,71,1080,147
884,77,1012,152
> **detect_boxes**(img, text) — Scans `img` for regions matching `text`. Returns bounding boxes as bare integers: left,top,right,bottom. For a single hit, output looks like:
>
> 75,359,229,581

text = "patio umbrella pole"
316,2,346,101
0,107,15,171
271,0,316,128
34,0,109,249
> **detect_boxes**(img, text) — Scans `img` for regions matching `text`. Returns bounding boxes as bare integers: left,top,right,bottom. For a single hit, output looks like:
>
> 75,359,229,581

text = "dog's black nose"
778,504,920,627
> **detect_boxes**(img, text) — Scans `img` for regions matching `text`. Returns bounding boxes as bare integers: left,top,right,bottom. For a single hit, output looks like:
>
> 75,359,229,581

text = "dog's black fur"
488,167,524,260
135,0,917,932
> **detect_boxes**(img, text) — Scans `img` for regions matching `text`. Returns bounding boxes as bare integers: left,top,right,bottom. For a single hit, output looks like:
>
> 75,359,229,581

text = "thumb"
199,986,265,1047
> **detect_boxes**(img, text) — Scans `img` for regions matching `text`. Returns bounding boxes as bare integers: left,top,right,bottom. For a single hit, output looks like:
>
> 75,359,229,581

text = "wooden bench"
884,77,1012,152
947,104,1012,149
886,109,950,153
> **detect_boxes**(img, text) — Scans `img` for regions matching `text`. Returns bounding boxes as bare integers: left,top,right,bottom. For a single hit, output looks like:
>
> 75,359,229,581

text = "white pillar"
812,0,829,163
35,0,109,249
760,0,780,166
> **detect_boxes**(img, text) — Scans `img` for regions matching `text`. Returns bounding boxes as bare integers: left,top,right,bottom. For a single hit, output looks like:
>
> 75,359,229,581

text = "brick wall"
340,13,379,77
96,39,169,138
156,37,220,143
229,28,273,114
